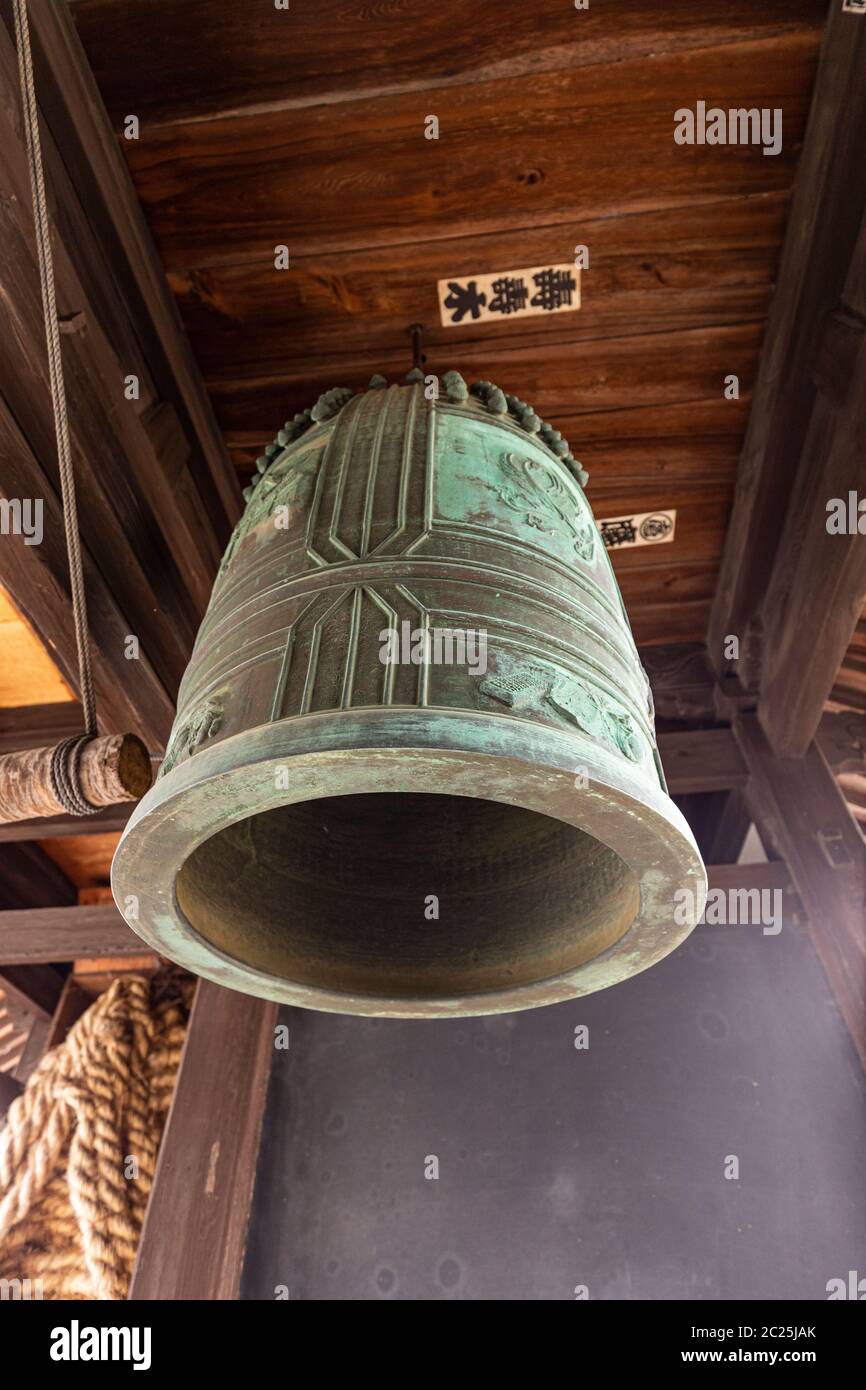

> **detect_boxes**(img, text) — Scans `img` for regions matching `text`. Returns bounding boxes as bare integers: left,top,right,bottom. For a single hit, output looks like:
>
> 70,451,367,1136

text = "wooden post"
735,713,866,1068
129,981,278,1301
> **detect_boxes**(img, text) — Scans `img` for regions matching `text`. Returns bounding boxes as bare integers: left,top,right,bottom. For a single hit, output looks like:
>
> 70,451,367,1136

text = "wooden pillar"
129,981,278,1300
735,712,866,1068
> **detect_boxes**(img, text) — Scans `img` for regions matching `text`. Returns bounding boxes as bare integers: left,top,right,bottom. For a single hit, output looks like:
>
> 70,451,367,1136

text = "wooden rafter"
708,2,866,753
0,0,239,750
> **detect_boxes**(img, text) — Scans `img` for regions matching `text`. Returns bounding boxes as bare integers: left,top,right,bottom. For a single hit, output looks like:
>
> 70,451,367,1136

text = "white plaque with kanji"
598,510,677,551
437,264,581,328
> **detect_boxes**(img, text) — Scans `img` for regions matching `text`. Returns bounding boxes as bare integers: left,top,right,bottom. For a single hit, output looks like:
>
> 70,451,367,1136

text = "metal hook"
408,322,426,370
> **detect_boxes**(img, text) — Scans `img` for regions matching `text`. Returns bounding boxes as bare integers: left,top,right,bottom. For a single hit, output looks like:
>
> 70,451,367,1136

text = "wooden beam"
0,840,75,1018
734,713,866,1069
758,221,866,754
0,0,239,749
0,702,84,754
25,0,240,538
0,841,77,909
0,803,133,841
0,903,141,964
0,963,63,1020
640,643,716,722
130,981,277,1301
708,3,866,750
658,728,747,795
0,342,178,749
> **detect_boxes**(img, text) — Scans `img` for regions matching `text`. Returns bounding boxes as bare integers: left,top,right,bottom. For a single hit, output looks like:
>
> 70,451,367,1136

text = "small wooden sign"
598,510,677,550
438,263,580,328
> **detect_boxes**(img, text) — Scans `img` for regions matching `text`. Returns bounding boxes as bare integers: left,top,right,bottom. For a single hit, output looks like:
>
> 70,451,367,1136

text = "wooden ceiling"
67,0,827,651
2,0,864,891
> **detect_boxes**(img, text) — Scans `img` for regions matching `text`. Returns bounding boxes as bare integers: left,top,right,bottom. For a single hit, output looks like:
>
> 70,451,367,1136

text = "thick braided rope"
0,971,191,1299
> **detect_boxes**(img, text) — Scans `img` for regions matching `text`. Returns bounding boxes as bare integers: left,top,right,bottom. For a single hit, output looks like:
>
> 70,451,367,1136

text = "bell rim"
111,707,707,1018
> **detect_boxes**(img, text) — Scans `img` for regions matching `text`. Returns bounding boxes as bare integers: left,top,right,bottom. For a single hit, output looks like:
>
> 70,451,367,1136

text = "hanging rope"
12,0,96,740
0,970,193,1300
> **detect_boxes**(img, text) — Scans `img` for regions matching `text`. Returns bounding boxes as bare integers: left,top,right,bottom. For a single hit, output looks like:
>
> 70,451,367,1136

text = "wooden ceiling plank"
117,35,818,270
204,321,764,450
707,3,866,740
69,0,825,129
169,194,787,378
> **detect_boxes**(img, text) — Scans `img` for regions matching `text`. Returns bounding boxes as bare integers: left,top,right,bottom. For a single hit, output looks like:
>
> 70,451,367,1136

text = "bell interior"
175,792,640,1000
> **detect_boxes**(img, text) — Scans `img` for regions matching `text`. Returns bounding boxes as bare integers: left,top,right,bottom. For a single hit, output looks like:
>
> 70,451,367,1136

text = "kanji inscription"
598,510,677,551
438,263,581,328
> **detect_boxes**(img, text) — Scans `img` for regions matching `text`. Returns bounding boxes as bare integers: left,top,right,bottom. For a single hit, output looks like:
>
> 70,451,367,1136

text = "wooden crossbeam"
708,4,866,754
0,903,141,964
0,703,84,755
0,803,134,841
658,728,747,794
130,981,278,1301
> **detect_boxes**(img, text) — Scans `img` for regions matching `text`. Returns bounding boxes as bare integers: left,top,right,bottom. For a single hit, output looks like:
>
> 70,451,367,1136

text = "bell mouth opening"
175,791,640,1002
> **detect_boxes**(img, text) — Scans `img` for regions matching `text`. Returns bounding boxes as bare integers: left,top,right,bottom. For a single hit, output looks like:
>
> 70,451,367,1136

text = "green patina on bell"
112,371,706,1017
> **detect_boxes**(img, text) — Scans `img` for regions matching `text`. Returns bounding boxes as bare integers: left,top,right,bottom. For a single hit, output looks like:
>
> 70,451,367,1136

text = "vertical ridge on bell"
330,390,367,560
359,379,393,558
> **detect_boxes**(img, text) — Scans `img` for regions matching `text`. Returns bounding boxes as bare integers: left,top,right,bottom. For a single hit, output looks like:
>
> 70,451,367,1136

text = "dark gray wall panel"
242,916,866,1301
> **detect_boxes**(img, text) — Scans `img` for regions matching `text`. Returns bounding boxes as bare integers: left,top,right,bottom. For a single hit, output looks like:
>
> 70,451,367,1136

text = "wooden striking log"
0,733,152,823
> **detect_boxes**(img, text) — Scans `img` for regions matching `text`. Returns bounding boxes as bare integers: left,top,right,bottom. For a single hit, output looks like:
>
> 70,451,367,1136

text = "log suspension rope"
6,2,151,822
12,0,95,746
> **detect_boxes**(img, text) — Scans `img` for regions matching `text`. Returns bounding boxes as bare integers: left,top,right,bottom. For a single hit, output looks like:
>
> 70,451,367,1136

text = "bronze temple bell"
112,372,707,1017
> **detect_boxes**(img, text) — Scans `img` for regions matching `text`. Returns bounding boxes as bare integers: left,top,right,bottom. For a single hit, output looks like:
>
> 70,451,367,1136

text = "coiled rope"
0,970,192,1300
